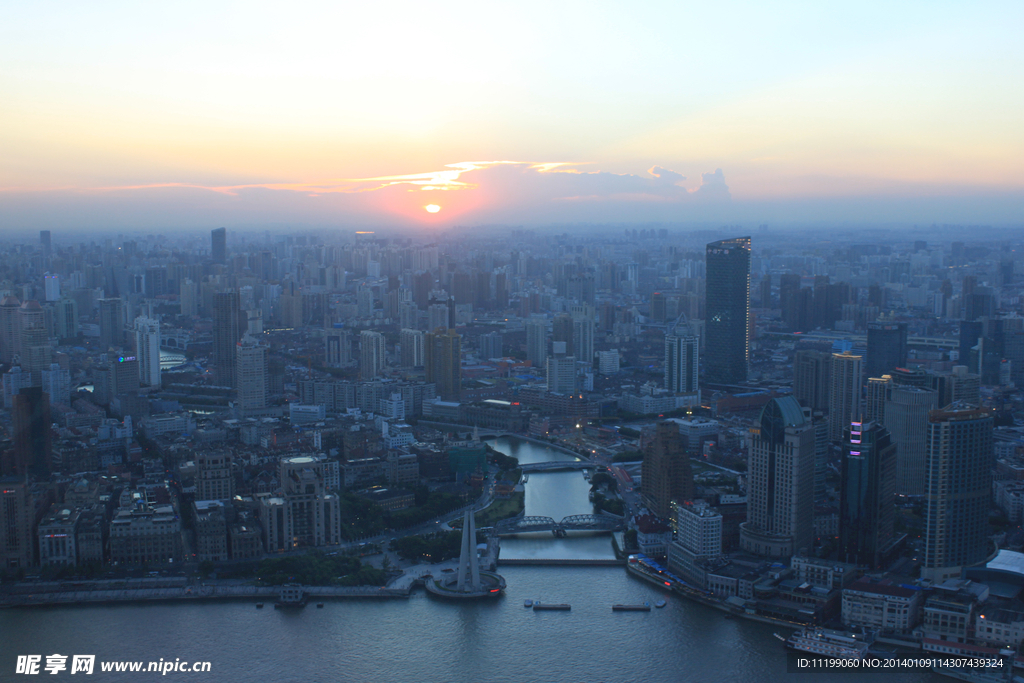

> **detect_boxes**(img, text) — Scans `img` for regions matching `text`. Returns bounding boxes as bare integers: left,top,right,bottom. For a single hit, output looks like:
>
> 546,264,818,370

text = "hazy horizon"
3,1,1022,230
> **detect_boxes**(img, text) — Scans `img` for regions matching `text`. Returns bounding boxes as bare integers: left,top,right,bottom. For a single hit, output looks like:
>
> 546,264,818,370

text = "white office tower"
400,328,425,367
246,309,263,335
665,331,700,398
598,349,620,375
360,330,386,380
546,341,577,394
133,316,162,389
44,274,61,302
235,332,269,416
669,500,723,587
829,351,863,442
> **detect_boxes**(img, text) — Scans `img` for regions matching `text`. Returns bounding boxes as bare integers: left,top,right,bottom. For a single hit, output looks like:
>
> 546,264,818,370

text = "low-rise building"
109,502,183,565
193,500,229,563
38,506,81,567
842,577,923,633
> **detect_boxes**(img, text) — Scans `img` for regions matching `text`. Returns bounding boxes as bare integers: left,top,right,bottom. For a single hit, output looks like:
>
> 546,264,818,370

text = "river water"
486,436,616,561
0,437,940,682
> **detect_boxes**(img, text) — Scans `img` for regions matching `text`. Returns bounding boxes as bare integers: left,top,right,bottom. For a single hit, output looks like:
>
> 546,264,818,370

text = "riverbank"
0,584,411,608
625,563,806,631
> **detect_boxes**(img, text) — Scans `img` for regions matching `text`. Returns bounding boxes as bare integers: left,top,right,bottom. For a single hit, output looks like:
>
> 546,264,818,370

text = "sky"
2,1,1023,231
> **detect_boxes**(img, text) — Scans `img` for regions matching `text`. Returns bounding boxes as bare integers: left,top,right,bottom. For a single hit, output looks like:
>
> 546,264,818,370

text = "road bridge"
493,514,624,537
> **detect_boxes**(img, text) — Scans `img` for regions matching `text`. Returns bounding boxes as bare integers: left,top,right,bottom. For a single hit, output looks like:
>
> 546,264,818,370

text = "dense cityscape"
0,223,1022,676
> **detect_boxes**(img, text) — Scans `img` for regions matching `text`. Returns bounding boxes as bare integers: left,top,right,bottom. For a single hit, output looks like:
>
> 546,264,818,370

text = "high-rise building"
664,327,699,400
545,341,577,395
18,301,50,385
866,321,908,379
44,274,60,302
526,318,548,370
425,328,461,401
399,328,425,367
740,396,815,558
180,278,199,317
359,330,387,381
427,303,450,331
324,331,352,367
39,230,51,254
884,385,937,496
0,477,34,570
398,301,418,330
864,375,892,424
211,227,227,264
668,500,723,586
236,333,269,416
572,316,594,367
793,350,831,413
212,291,242,387
0,295,21,364
641,422,694,520
98,297,124,351
552,313,573,351
478,331,502,360
932,365,981,408
704,237,750,385
12,386,52,478
55,298,78,340
829,351,863,442
196,451,235,501
134,316,162,388
839,421,898,569
41,363,70,406
922,405,994,582
598,349,620,375
259,456,341,549
812,411,829,505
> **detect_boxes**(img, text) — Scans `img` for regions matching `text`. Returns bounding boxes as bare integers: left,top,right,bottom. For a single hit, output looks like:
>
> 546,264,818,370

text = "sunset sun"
425,204,441,213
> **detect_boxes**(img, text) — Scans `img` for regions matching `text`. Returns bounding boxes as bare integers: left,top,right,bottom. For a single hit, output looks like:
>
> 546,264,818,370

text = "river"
0,437,941,682
486,436,616,561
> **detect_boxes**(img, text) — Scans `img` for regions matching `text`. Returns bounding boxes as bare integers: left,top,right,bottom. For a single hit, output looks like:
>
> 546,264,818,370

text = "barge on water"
612,603,651,612
533,602,571,611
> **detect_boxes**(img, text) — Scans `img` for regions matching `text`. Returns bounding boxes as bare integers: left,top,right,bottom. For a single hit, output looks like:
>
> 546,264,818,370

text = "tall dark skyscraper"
793,349,831,413
641,422,693,520
12,386,52,479
866,321,908,378
839,420,897,569
704,237,750,385
211,227,227,264
39,230,51,255
425,328,462,401
212,291,242,387
922,404,993,582
98,297,124,351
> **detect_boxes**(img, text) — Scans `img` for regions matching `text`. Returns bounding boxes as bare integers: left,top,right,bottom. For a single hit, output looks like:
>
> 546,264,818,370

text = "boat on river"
780,629,870,659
